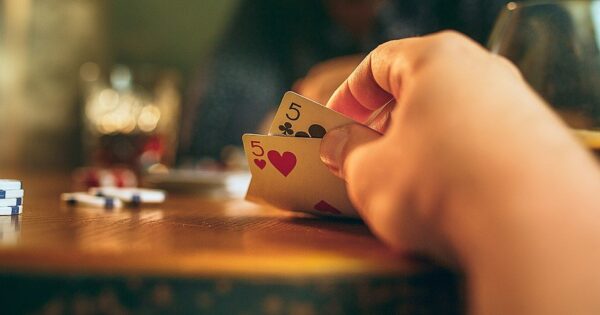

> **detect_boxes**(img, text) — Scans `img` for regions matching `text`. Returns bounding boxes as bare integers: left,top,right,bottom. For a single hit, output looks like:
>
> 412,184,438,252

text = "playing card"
242,134,358,218
268,91,355,138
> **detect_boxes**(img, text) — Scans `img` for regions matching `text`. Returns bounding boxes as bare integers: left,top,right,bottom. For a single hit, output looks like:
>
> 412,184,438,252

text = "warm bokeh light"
138,105,162,132
86,87,162,135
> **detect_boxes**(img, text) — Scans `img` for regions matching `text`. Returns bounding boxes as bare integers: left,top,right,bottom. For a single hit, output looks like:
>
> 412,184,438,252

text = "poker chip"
0,198,22,207
61,192,123,209
0,179,24,216
0,206,22,215
0,189,24,199
0,179,22,190
89,187,166,204
62,187,165,210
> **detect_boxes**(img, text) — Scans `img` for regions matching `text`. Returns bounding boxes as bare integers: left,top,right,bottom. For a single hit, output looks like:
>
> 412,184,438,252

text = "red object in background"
72,167,137,190
94,134,166,172
139,135,165,169
143,135,164,154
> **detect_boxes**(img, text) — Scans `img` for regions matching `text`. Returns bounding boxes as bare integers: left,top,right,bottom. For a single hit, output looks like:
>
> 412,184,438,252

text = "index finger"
326,38,421,123
328,33,473,123
326,52,393,123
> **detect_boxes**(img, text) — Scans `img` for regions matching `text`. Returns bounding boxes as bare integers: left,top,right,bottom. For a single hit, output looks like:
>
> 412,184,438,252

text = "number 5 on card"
242,134,358,218
268,91,355,138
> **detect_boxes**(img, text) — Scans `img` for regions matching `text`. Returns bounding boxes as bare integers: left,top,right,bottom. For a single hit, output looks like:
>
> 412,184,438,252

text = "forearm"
322,32,600,313
454,159,600,314
432,109,600,314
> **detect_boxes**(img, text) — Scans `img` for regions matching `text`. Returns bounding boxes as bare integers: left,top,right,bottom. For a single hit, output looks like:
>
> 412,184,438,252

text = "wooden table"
0,171,462,314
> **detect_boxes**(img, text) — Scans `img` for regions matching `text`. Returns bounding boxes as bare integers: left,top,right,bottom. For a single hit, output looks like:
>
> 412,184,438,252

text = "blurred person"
320,31,600,314
179,0,508,163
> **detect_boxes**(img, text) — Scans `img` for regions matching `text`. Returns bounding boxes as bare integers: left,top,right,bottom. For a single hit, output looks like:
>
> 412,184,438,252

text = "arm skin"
320,31,600,315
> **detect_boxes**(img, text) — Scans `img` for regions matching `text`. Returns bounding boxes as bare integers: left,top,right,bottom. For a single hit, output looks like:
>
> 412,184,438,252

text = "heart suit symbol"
313,200,342,214
267,150,296,177
254,159,266,169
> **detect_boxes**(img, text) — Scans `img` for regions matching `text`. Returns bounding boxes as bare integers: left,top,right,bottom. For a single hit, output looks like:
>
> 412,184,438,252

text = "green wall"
109,0,241,72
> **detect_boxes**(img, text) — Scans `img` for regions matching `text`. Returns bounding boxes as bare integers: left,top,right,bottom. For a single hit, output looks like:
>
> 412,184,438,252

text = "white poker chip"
0,198,22,207
0,189,24,199
61,192,123,209
0,206,22,216
89,187,166,204
0,179,21,190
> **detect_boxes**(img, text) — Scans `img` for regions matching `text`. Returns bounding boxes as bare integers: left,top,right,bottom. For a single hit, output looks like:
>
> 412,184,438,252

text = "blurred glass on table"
78,63,251,195
489,0,600,157
80,64,181,172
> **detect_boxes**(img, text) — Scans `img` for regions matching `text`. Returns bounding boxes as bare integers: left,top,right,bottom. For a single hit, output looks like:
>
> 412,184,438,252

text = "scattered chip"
61,192,123,209
89,187,166,204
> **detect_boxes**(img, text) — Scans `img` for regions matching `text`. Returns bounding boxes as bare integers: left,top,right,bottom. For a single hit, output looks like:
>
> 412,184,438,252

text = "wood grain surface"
0,171,463,314
0,171,428,278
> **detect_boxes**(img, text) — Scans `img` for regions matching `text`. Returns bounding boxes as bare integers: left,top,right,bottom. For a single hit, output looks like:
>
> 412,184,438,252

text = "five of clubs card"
242,91,359,218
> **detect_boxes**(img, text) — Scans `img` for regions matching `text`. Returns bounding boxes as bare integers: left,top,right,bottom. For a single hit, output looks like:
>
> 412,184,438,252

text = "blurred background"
0,0,509,175
0,0,238,171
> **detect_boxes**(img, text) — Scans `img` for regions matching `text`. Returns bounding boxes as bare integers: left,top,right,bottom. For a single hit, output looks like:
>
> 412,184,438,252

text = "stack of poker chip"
0,179,24,216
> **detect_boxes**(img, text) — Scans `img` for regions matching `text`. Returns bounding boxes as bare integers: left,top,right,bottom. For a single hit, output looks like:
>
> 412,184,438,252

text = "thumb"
320,124,382,178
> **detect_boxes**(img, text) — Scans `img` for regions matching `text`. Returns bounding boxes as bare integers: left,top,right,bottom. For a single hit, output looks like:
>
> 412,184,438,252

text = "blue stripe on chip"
105,198,114,209
132,194,142,204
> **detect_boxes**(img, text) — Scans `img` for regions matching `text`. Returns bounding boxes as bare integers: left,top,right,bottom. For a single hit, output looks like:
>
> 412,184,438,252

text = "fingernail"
320,127,348,170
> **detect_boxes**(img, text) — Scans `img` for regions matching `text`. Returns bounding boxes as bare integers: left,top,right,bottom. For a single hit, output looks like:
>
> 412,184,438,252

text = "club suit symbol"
278,122,294,135
295,124,326,138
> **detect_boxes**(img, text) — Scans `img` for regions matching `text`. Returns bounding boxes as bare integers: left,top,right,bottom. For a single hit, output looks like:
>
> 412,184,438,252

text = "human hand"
320,31,600,314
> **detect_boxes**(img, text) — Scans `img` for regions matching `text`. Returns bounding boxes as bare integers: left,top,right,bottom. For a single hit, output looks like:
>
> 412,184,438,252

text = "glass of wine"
488,0,600,157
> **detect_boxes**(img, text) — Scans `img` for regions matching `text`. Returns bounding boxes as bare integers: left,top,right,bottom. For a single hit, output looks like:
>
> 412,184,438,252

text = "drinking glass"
80,64,181,172
488,1,600,156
